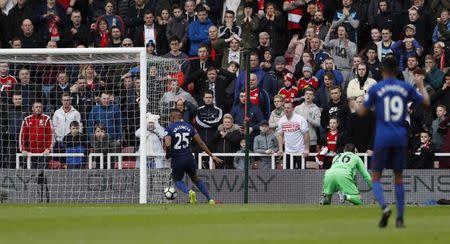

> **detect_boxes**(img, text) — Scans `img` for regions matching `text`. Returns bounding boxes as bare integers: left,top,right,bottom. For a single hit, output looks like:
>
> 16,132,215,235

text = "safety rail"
198,153,277,169
16,153,104,169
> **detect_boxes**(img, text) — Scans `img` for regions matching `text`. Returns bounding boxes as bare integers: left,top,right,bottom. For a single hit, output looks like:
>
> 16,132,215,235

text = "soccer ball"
163,187,177,200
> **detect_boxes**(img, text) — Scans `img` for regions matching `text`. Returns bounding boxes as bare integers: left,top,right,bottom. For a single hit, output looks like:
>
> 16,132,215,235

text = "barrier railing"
16,153,105,169
198,153,277,169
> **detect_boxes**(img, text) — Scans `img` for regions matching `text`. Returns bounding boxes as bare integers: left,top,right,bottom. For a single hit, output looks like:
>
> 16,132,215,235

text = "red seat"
48,160,63,169
114,160,136,169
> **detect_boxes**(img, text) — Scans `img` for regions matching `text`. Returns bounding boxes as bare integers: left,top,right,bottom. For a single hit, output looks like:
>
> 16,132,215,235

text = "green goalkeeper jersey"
330,152,372,187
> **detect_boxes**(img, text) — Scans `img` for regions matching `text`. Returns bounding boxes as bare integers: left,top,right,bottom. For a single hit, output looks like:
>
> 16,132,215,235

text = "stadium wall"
1,170,449,204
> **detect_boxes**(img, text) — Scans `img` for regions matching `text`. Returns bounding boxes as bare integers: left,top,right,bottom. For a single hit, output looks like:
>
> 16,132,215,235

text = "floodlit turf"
0,204,449,244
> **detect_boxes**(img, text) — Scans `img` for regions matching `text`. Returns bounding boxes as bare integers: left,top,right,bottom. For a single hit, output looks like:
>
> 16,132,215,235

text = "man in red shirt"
0,62,17,97
19,101,54,169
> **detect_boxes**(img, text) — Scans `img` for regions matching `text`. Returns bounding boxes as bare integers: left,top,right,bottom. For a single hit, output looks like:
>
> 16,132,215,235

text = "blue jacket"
88,103,123,141
230,103,264,131
188,18,213,56
315,69,344,88
234,67,266,102
391,40,422,71
433,22,450,43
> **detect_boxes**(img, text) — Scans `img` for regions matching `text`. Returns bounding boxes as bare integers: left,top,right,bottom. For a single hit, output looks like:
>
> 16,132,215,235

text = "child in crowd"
278,73,300,105
63,121,88,169
316,117,342,169
234,138,253,170
135,113,165,168
296,64,319,95
253,120,278,169
89,123,120,169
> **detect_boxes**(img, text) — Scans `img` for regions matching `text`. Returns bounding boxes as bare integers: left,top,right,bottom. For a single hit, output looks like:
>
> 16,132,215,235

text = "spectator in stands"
365,45,382,81
175,97,196,123
155,7,170,54
332,0,359,44
405,5,428,49
255,32,273,60
0,62,17,97
433,9,450,43
325,25,357,83
218,35,245,70
19,101,53,169
88,91,123,142
431,104,447,151
61,10,90,47
234,52,265,102
214,113,243,169
185,44,215,93
278,73,300,104
312,10,329,41
276,101,310,169
32,0,67,45
17,18,45,48
231,90,264,141
89,122,120,169
70,77,94,128
219,10,242,40
246,73,272,120
10,37,22,48
295,88,321,152
259,2,286,56
433,41,449,70
133,10,163,54
424,54,444,93
236,1,259,49
6,0,33,42
346,63,377,99
166,4,188,50
297,64,320,95
391,35,423,71
4,93,27,168
62,120,88,169
96,1,125,34
320,85,349,132
263,56,289,98
283,0,306,41
234,138,252,170
91,16,110,47
315,58,344,87
269,94,285,131
216,61,239,113
184,0,197,23
410,130,435,169
367,0,401,28
160,79,198,109
294,51,319,80
346,55,364,82
402,55,420,85
189,66,218,104
431,70,450,110
372,0,395,33
285,25,317,72
315,71,335,108
310,36,329,66
346,95,375,155
316,116,344,168
195,90,223,149
365,27,382,50
125,0,152,38
207,25,222,64
376,27,394,60
163,36,189,62
121,38,133,47
79,64,105,93
253,120,278,169
135,113,165,168
260,49,274,72
109,26,123,47
187,5,213,56
53,92,81,144
49,72,71,113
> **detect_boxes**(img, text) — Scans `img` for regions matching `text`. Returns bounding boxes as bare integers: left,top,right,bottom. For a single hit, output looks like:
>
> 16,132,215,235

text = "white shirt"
52,106,82,142
277,113,309,153
144,24,156,47
228,50,240,64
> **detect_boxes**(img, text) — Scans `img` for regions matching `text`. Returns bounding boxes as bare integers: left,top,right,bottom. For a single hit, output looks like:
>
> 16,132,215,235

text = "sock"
346,194,363,205
195,180,211,201
372,180,387,209
175,180,189,194
324,194,331,205
395,183,405,220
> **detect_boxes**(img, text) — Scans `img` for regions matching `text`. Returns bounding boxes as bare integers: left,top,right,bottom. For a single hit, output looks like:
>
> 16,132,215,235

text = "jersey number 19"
383,96,403,122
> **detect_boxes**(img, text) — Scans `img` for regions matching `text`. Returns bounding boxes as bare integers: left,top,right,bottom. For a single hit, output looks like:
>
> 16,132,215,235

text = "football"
163,187,177,200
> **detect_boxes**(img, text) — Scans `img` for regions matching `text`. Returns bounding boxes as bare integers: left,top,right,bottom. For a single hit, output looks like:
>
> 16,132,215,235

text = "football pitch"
1,204,449,244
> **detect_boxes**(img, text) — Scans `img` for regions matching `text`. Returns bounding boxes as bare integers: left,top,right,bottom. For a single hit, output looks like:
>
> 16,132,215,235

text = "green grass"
0,204,449,244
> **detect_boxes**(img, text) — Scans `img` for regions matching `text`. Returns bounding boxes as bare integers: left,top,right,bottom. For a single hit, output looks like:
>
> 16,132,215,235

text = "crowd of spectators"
0,0,449,169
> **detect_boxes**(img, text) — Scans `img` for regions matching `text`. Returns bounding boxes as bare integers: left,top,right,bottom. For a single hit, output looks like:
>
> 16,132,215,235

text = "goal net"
0,48,181,204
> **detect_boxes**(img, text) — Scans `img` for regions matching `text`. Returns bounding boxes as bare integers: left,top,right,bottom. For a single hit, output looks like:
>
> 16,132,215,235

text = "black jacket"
345,111,375,152
61,24,91,47
195,104,223,146
321,99,350,132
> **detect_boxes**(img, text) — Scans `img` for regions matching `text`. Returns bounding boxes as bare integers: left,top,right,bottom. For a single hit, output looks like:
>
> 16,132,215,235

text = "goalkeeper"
320,143,372,205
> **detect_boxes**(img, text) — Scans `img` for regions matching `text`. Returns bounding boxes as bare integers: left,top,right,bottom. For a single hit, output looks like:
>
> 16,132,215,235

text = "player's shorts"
371,146,407,172
323,169,359,195
171,154,197,181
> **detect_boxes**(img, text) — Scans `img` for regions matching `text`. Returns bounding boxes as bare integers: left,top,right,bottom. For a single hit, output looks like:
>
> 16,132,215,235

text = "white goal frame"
0,48,148,204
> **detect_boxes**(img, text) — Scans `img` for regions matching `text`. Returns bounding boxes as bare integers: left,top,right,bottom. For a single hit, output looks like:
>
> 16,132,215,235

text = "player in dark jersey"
164,109,222,204
358,57,430,228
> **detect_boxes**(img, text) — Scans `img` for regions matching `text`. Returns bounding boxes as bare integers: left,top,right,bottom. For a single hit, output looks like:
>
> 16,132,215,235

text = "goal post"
0,47,150,203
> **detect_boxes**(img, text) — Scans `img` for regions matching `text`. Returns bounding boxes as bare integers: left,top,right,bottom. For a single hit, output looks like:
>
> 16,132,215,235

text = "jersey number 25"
174,132,190,149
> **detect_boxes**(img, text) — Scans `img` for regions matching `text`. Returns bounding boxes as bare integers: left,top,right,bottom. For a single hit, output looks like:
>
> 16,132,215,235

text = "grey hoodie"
253,131,278,169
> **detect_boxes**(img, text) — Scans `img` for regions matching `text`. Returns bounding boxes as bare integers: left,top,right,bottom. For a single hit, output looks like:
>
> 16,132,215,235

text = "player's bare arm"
164,136,172,158
193,134,223,164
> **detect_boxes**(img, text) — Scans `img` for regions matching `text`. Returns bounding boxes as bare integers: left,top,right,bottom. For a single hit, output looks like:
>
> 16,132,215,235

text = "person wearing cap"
405,7,427,51
135,113,165,168
391,33,423,71
263,55,289,98
253,119,278,169
297,63,319,94
278,72,300,105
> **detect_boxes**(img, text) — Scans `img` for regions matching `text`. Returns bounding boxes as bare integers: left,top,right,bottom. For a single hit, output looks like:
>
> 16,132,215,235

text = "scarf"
100,31,110,47
49,15,60,41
